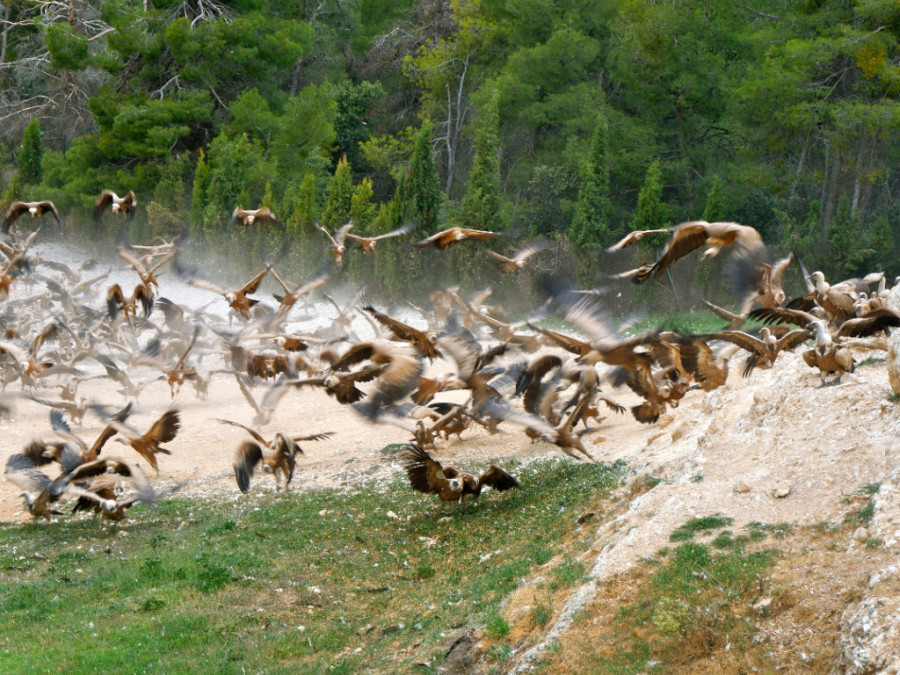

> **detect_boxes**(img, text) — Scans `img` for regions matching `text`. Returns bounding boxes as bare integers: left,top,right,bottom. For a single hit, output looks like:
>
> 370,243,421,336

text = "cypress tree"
190,149,210,232
286,172,319,236
323,155,354,228
350,178,376,232
461,89,504,232
631,160,668,235
701,177,726,222
570,109,611,251
393,120,441,234
16,119,43,186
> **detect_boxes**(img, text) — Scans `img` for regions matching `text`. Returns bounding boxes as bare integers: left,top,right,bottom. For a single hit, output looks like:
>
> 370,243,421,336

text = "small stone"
752,597,773,611
853,527,869,543
771,482,791,499
734,481,752,494
386,510,399,520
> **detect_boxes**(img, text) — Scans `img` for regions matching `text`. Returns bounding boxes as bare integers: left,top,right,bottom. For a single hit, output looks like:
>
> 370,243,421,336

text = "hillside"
2,238,900,671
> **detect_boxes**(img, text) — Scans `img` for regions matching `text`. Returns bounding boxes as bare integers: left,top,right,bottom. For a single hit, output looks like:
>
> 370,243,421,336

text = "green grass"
588,540,779,672
625,310,766,336
0,458,625,674
669,515,734,542
842,483,881,528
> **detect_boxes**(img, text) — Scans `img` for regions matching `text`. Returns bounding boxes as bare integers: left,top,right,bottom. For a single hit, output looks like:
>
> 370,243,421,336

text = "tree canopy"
0,0,897,288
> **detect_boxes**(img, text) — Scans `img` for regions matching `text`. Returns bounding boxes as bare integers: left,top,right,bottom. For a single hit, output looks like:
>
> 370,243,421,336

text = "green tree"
154,153,191,210
45,23,90,71
631,160,668,234
323,156,354,228
191,149,210,231
261,183,276,210
350,178,376,231
392,120,441,234
16,119,43,186
285,172,320,236
826,196,871,279
202,134,274,232
869,214,896,276
701,178,726,222
570,110,612,251
461,89,503,232
333,80,385,174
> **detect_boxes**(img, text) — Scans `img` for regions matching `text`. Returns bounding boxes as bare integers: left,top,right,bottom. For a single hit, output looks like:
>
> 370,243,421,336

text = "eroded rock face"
836,596,900,675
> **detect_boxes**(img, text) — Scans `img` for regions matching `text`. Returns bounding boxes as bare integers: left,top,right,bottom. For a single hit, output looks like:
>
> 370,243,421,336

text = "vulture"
399,444,520,505
412,227,501,251
364,304,441,360
346,221,416,253
106,283,154,320
611,220,766,283
316,222,354,266
483,240,546,273
221,419,332,493
232,207,280,227
5,453,153,522
181,266,270,320
93,191,138,222
3,200,62,234
110,409,181,474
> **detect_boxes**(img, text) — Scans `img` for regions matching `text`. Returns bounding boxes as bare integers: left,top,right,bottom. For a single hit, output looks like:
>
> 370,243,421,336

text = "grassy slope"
0,458,625,674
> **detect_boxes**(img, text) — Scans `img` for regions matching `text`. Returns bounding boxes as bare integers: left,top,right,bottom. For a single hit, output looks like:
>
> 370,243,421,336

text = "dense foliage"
1,0,898,293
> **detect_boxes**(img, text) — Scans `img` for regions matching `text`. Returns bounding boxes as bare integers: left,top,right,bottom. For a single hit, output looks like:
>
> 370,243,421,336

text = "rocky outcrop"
886,285,900,394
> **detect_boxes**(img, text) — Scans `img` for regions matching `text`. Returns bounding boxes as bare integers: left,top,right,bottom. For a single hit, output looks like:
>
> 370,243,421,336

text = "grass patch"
843,483,881,527
549,557,587,591
857,356,885,368
589,541,780,671
669,515,734,542
0,458,625,673
746,521,795,540
626,310,766,336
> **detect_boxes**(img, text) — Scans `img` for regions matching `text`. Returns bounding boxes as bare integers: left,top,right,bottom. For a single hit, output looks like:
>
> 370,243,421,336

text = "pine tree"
461,89,504,233
16,119,43,185
570,110,611,251
393,120,441,234
323,155,353,228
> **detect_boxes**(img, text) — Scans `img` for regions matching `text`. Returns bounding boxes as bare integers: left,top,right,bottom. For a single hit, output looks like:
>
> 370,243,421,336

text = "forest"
0,0,898,300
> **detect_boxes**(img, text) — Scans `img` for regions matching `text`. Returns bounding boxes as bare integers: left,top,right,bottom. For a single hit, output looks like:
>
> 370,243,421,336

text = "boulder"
836,596,900,674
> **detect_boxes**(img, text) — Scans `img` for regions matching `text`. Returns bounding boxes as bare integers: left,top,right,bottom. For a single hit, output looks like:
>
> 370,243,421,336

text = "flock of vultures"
2,194,899,525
